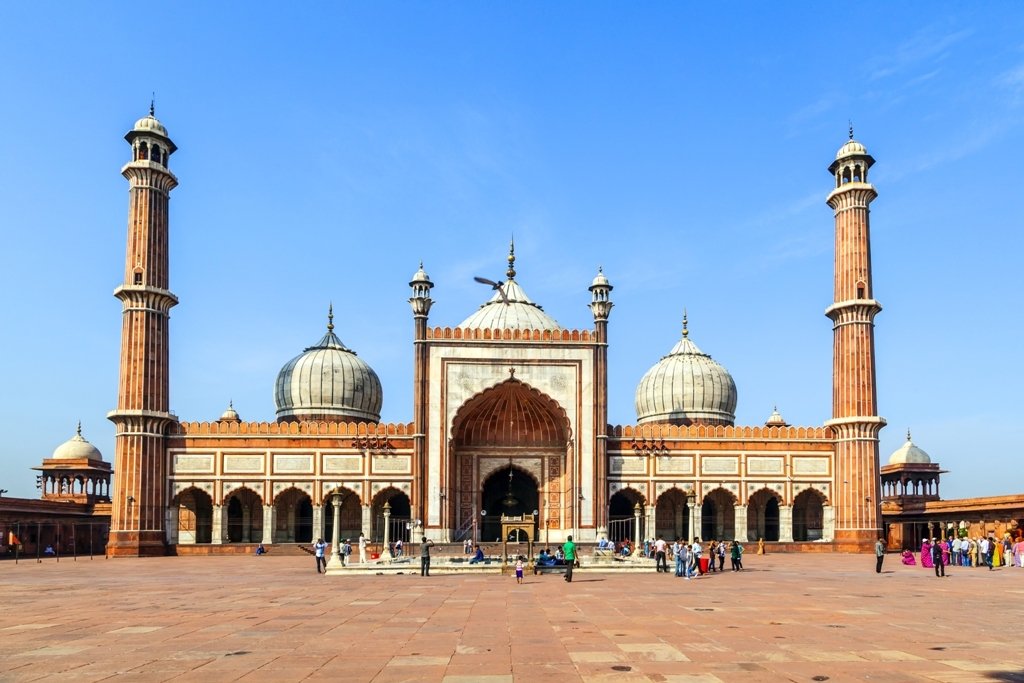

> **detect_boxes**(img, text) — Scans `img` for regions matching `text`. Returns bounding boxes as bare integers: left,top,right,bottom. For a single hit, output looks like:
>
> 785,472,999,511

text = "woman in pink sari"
921,539,933,568
901,550,916,565
940,539,951,567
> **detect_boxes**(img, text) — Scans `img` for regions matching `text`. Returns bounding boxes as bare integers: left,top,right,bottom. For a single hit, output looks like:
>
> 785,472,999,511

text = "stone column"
632,503,642,557
779,505,794,542
687,501,696,542
211,505,224,544
823,506,835,542
692,505,703,541
733,505,748,542
327,495,343,570
262,505,275,545
361,504,372,539
645,507,655,542
312,505,323,543
166,506,179,545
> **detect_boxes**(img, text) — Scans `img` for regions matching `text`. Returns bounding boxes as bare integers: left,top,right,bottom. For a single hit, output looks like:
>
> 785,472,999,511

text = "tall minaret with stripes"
107,105,179,557
825,127,886,549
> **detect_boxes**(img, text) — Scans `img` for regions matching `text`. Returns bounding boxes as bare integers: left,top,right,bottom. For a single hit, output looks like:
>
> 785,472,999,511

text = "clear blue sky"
1,4,1021,500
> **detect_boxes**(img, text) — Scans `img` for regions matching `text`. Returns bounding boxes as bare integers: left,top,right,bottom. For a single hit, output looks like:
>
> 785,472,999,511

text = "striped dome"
274,308,382,423
635,316,737,426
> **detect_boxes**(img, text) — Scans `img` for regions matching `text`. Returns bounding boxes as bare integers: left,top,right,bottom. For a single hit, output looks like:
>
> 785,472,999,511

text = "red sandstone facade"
89,111,1021,558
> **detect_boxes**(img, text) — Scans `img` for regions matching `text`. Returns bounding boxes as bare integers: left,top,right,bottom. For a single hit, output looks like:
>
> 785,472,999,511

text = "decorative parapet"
607,423,831,440
426,326,594,342
171,421,415,436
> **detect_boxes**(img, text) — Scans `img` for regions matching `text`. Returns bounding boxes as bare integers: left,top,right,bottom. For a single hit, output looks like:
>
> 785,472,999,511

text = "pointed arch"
793,488,826,541
746,487,781,542
224,486,263,543
273,487,313,543
172,487,212,544
655,487,693,541
701,487,737,541
451,377,571,448
323,486,362,543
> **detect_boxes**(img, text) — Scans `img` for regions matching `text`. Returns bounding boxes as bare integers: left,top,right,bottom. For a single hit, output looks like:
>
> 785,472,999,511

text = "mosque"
6,109,1021,559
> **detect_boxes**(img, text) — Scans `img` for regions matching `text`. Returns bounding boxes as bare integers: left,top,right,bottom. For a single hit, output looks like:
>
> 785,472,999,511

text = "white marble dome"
274,310,382,423
887,431,932,465
52,423,104,461
635,317,737,426
835,138,868,160
133,112,169,138
459,243,561,331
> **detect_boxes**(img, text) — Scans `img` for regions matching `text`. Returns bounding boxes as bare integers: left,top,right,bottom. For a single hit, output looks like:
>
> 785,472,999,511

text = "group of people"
901,534,1024,575
310,534,374,571
663,537,744,577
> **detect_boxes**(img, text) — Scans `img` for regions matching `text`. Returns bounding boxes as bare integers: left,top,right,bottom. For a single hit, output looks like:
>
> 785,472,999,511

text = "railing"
452,516,475,542
1,519,109,564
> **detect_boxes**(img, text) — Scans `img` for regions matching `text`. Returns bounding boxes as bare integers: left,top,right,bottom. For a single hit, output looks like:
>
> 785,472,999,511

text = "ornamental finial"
507,238,516,280
76,420,82,437
150,93,156,117
906,428,912,442
848,120,854,140
682,308,689,338
327,303,334,332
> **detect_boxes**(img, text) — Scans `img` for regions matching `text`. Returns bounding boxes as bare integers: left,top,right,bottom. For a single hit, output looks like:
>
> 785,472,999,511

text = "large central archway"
449,377,571,542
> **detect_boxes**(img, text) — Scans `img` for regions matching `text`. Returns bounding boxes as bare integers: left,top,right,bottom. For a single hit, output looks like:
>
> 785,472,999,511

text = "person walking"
515,556,524,584
563,535,577,583
654,536,668,573
875,537,885,573
931,539,945,577
420,536,434,577
673,539,684,577
314,538,327,574
730,540,743,571
358,533,367,564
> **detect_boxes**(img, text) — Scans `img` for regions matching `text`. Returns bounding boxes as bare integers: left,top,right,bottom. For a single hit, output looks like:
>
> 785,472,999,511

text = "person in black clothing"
930,539,945,577
420,536,434,576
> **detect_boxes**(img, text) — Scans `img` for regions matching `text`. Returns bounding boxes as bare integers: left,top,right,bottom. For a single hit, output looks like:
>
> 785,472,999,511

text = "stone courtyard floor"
1,552,1023,682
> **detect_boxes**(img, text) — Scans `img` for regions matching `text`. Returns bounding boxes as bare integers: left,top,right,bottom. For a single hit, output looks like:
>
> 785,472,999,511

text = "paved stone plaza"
1,552,1022,682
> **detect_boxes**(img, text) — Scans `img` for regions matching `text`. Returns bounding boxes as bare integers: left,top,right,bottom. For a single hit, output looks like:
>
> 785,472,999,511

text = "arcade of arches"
606,487,826,545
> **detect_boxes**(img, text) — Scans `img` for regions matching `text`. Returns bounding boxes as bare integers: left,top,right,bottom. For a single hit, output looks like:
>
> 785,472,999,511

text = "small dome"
835,138,868,160
274,308,383,423
888,430,932,465
590,267,610,289
459,242,561,331
635,315,737,426
133,113,169,139
765,406,788,427
219,401,240,422
410,261,432,286
52,423,103,461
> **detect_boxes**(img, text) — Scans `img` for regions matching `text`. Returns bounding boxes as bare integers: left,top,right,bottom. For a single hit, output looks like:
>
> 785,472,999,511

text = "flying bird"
473,276,510,304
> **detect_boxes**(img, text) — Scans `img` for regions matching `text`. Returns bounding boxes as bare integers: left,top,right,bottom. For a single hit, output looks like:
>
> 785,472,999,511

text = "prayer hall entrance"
448,376,573,544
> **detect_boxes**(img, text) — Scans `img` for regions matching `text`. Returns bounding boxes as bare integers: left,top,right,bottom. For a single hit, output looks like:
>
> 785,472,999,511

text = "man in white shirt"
691,539,703,575
359,533,368,564
654,536,668,573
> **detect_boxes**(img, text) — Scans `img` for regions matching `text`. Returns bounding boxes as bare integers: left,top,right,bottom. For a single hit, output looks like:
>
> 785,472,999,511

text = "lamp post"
686,490,696,542
327,493,343,570
381,501,393,562
632,502,642,557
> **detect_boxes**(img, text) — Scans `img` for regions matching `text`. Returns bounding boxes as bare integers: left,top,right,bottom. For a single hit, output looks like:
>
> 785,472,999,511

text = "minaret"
409,262,434,533
589,267,613,534
824,127,885,549
106,105,179,557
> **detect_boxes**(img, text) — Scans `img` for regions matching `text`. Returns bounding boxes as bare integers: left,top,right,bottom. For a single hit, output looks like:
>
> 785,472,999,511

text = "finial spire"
327,303,334,332
150,93,156,117
682,308,689,338
848,120,854,140
506,238,516,280
76,420,82,437
906,428,912,442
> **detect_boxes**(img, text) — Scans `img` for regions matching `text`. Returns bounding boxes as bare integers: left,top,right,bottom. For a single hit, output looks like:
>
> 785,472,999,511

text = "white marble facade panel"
273,454,314,474
224,454,265,474
371,454,412,474
172,453,214,474
793,457,831,475
323,455,364,474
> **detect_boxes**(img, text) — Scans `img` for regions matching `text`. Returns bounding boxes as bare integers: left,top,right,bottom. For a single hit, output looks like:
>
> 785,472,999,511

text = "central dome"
274,307,383,423
635,315,737,426
458,242,561,331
